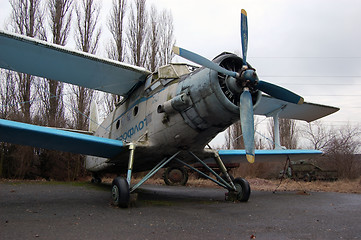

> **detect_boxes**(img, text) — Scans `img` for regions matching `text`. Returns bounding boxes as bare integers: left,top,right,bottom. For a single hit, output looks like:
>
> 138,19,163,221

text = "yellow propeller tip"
241,9,247,16
172,46,180,55
246,154,255,164
298,97,304,105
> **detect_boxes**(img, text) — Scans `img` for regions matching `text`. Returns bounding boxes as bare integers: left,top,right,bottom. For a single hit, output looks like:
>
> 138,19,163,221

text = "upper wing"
0,119,125,158
218,149,322,164
0,30,151,96
254,95,339,122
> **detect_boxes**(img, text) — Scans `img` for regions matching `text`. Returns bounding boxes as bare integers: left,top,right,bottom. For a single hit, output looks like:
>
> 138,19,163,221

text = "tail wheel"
163,166,188,186
111,177,130,208
233,177,251,202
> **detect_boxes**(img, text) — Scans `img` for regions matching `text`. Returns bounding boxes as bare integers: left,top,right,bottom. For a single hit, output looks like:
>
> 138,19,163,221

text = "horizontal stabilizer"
218,149,322,164
0,30,150,96
0,119,124,158
254,95,339,122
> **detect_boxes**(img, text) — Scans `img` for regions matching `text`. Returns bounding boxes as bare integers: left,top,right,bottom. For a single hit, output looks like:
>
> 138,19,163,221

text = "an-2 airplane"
0,10,338,207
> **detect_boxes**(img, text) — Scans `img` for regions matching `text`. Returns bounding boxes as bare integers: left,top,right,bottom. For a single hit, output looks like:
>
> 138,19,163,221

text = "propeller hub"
237,68,259,90
241,68,258,83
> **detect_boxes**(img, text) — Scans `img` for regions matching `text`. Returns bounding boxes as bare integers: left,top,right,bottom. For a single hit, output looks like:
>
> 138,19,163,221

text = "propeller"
173,9,304,163
241,9,248,66
240,88,255,163
239,9,255,162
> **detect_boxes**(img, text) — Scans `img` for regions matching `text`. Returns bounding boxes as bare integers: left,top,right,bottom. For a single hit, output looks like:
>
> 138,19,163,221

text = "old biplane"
0,10,339,207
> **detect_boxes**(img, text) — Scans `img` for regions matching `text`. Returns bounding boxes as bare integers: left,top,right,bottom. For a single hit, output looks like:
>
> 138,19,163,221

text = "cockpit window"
145,64,197,93
158,64,191,79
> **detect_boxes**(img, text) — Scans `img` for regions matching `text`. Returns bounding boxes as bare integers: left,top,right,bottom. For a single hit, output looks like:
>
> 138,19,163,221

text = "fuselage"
86,53,261,173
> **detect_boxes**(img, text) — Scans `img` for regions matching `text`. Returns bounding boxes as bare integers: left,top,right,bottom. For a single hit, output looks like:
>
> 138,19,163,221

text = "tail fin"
89,100,99,133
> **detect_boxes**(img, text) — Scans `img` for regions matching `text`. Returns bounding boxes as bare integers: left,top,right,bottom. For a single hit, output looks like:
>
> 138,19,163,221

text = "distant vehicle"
280,160,338,181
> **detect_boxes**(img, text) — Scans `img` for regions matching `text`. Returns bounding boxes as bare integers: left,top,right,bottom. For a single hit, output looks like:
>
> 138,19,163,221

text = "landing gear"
91,176,102,184
163,166,188,186
175,151,251,202
111,177,130,208
91,173,102,184
110,146,252,208
111,145,182,208
228,177,251,202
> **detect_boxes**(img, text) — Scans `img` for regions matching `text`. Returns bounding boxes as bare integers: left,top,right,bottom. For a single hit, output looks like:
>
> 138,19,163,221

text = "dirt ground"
2,175,361,194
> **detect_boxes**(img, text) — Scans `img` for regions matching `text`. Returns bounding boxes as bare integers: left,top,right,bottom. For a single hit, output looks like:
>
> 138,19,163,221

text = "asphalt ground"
1,181,360,240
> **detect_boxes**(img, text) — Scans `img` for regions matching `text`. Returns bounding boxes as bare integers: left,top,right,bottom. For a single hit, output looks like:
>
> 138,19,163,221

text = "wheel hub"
169,169,183,183
112,185,119,204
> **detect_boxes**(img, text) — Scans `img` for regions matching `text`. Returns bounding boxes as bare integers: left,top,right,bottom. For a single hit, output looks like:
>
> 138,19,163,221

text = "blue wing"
0,30,151,96
0,119,124,158
218,149,322,164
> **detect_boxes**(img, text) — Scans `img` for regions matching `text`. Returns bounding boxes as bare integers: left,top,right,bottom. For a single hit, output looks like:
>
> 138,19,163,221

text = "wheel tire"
163,167,188,186
91,177,102,184
304,174,311,182
233,177,251,202
111,177,130,208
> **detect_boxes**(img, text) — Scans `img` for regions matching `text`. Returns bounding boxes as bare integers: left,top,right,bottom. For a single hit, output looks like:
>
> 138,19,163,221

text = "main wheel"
111,177,130,208
163,166,188,186
233,177,251,202
91,177,102,184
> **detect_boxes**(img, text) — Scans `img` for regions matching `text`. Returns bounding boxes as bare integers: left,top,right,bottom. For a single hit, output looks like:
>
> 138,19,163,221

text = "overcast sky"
1,0,360,146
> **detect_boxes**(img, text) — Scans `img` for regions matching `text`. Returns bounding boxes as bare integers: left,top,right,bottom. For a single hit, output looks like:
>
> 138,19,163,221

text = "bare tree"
3,0,46,179
268,118,298,149
8,0,46,123
40,0,73,127
145,6,175,71
108,0,127,62
224,117,265,149
9,0,46,38
225,121,244,149
105,0,128,112
0,70,18,120
70,0,101,130
49,0,73,46
75,0,101,54
147,5,161,72
69,0,101,181
0,70,19,178
127,0,149,67
301,121,336,150
158,9,175,67
33,0,74,181
104,1,175,114
324,124,360,179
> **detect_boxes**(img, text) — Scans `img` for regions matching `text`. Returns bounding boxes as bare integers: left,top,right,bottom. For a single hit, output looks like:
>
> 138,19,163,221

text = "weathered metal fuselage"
85,53,260,173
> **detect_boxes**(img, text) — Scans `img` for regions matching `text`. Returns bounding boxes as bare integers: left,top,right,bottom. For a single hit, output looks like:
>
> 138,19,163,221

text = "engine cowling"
172,53,261,132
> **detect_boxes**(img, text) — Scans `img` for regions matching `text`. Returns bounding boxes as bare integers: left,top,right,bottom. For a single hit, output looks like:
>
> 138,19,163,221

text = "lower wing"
218,149,322,164
0,119,124,158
